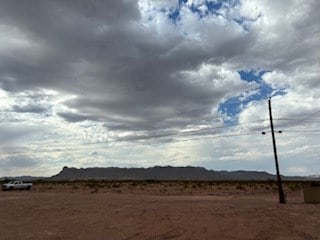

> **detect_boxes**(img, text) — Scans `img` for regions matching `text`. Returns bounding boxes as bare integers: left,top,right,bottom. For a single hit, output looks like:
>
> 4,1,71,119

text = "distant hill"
50,166,306,181
0,176,46,182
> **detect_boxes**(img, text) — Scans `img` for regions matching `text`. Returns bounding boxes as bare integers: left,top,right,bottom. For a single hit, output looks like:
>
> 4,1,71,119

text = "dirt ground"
0,182,319,240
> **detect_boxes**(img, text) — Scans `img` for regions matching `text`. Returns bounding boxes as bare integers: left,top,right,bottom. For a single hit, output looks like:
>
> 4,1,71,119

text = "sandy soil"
0,182,319,240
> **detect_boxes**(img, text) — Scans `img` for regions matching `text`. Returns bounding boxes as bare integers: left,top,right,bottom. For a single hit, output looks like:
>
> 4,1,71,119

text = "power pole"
268,97,286,204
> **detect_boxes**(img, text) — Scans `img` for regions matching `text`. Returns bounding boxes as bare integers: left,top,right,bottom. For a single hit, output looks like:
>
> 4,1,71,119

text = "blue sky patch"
238,69,269,82
167,0,240,23
168,9,181,22
219,70,287,125
188,1,223,18
207,1,223,10
165,0,257,32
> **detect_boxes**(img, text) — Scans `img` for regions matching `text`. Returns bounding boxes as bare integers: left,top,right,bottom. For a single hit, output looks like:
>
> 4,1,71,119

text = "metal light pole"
263,98,286,204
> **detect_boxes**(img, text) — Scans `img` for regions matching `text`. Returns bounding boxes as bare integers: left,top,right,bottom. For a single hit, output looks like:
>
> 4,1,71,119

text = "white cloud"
285,167,308,175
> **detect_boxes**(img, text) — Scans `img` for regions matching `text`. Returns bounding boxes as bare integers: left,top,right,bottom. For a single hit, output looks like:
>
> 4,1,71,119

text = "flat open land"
0,181,319,240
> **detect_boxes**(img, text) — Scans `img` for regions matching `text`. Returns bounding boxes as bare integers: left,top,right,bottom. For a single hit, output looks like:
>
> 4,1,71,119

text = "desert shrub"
144,179,160,184
140,181,148,187
286,182,301,191
159,188,167,193
85,182,96,188
129,181,138,187
182,182,189,189
111,182,121,188
91,188,99,194
235,184,245,190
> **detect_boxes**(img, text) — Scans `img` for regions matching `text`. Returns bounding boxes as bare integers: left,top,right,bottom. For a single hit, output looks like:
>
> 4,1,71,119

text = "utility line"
283,129,320,133
285,109,320,126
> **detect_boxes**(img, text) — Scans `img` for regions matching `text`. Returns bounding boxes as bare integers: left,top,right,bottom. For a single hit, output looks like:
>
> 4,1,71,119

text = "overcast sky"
0,0,319,177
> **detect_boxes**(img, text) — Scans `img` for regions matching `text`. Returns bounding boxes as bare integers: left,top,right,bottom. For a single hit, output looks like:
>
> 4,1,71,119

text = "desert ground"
0,181,319,240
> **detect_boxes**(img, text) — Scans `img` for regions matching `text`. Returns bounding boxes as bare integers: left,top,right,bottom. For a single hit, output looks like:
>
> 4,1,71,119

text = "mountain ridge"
49,166,308,181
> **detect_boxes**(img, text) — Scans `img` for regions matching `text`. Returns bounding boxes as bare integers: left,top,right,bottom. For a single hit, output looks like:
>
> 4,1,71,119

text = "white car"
2,181,33,191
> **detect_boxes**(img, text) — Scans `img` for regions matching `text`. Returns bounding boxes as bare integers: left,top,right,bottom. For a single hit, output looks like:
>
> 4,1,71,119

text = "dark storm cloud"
0,0,252,137
12,104,47,114
0,0,140,90
57,112,100,123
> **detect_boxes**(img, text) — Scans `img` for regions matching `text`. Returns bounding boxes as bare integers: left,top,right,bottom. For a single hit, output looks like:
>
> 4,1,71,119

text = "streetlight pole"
268,97,286,204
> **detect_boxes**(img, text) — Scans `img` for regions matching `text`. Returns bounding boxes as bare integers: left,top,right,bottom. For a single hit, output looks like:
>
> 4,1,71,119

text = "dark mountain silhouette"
50,166,306,181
